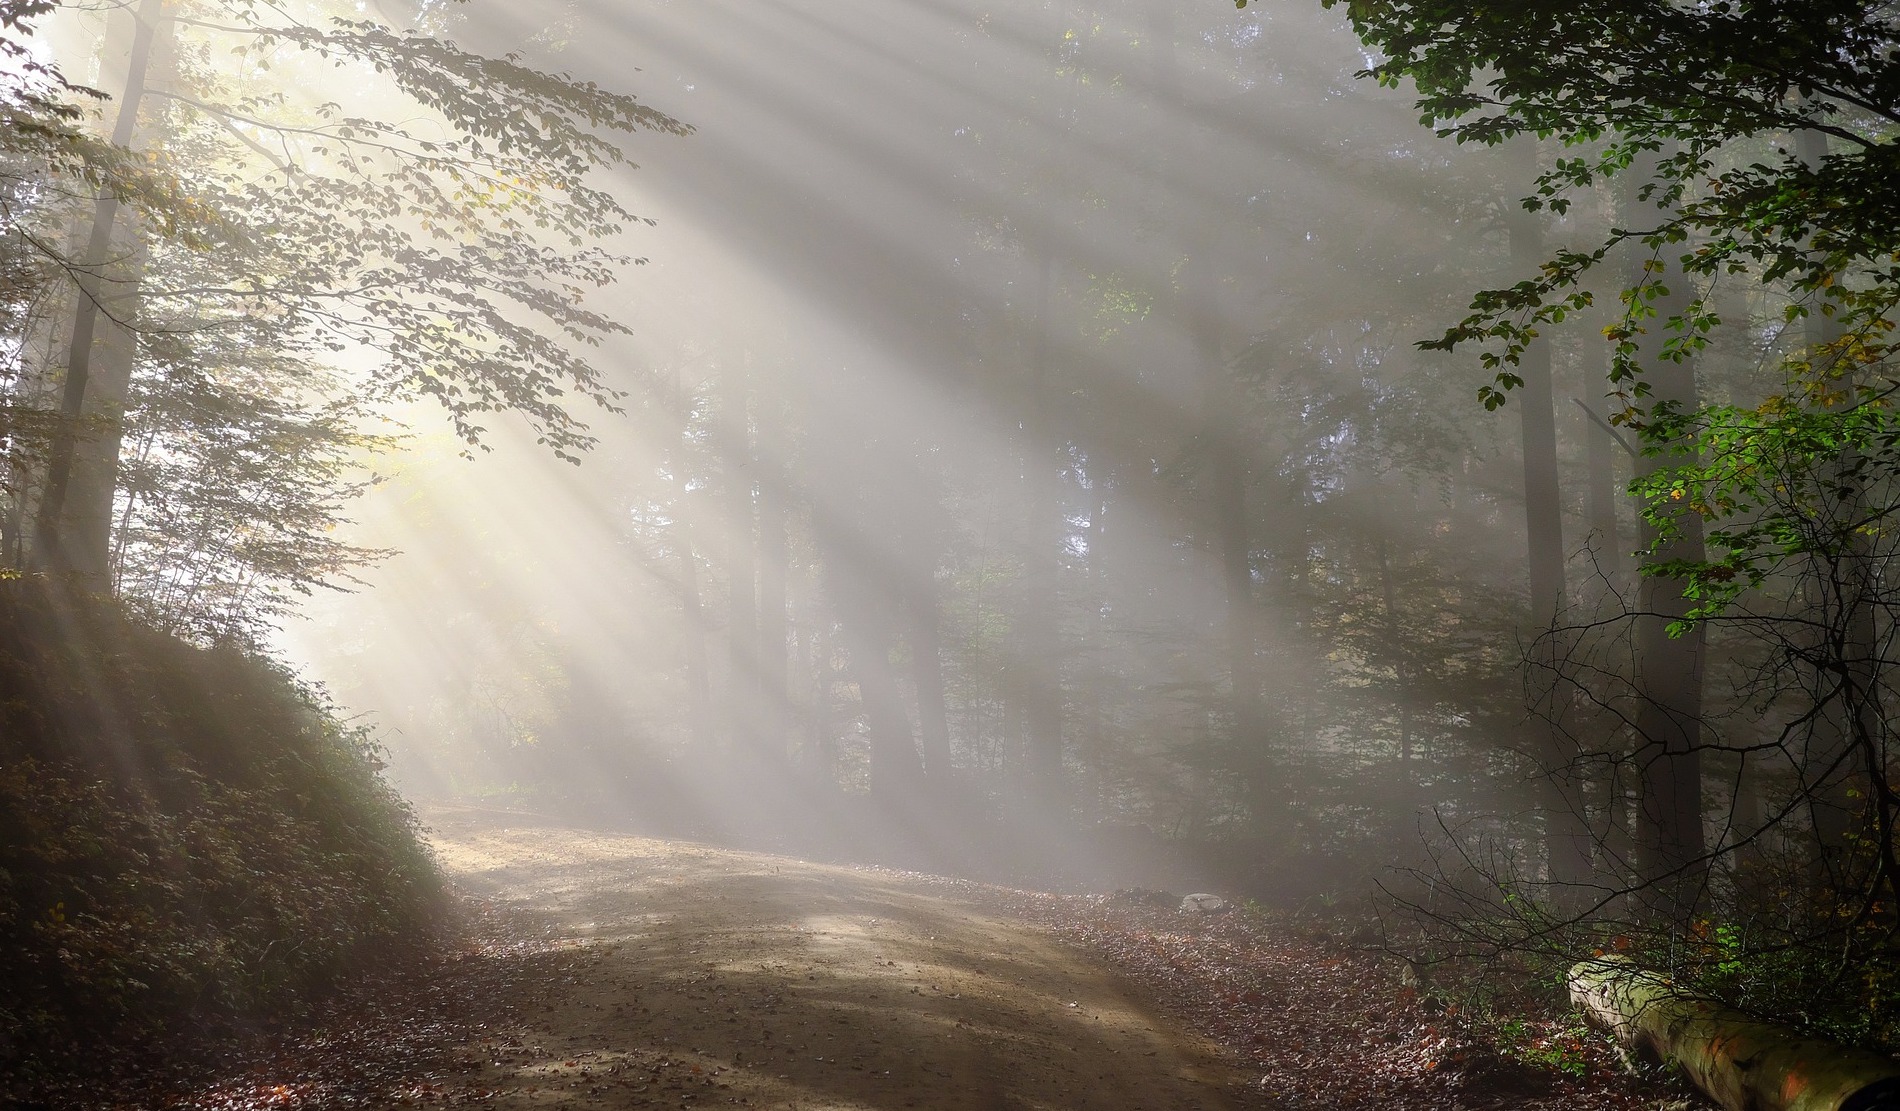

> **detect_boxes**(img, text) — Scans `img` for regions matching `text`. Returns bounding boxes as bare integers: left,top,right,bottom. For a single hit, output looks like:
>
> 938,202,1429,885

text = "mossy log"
1569,956,1900,1111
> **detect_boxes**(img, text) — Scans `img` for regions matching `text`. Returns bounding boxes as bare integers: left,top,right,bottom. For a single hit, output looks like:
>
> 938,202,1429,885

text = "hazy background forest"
262,0,1900,984
283,0,1551,896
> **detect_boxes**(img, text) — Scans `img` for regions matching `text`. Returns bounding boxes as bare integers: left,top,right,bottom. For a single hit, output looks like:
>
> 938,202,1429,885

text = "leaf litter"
929,878,1706,1111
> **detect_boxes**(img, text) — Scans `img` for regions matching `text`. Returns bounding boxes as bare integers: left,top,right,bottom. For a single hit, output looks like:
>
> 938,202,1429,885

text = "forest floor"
107,806,1697,1111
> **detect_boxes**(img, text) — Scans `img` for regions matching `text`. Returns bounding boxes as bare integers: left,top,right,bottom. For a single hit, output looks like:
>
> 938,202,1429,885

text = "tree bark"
670,370,715,754
1003,0,1083,810
34,0,168,584
1200,266,1272,827
1372,530,1412,775
755,376,792,763
1080,464,1111,813
723,350,757,756
1794,125,1878,883
837,583,922,802
1626,145,1708,924
908,583,953,780
1570,957,1900,1111
1510,141,1592,894
1014,243,1064,802
806,615,834,778
1581,383,1623,582
1152,0,1277,831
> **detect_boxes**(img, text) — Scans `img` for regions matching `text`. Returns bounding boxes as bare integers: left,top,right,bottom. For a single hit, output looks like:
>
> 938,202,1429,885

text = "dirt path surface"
420,807,1252,1111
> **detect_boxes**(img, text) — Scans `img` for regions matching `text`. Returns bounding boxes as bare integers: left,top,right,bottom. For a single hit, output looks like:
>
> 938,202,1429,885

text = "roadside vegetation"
0,580,441,1100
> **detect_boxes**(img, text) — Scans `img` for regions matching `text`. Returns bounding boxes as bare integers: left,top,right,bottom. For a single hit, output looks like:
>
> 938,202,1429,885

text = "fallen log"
1568,956,1900,1111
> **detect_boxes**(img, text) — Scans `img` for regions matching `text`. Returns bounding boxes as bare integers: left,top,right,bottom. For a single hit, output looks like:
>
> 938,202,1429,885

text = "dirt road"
421,807,1252,1111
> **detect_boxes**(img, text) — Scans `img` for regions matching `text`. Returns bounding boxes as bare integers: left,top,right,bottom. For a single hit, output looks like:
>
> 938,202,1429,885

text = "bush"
0,579,442,1087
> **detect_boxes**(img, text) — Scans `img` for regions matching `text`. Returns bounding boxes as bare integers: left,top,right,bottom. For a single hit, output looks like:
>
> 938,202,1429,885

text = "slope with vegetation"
0,580,439,1095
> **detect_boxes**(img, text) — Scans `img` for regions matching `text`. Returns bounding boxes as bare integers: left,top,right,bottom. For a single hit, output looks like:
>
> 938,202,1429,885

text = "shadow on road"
422,807,1252,1110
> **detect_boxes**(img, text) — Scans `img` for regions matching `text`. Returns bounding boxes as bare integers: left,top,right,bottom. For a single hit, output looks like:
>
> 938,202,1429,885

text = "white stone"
1179,893,1228,914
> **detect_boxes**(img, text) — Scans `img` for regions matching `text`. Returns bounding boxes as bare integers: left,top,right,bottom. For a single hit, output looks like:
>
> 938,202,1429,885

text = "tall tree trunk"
1581,386,1623,582
8,235,77,570
1376,532,1411,770
1793,127,1877,891
1158,0,1276,831
837,579,922,802
1080,464,1111,814
1626,145,1708,925
671,371,715,754
908,583,953,781
755,375,792,763
806,616,834,779
1572,337,1637,881
723,350,757,757
56,238,145,583
1200,284,1272,827
34,0,168,584
1014,243,1064,804
1511,141,1593,894
1003,0,1083,812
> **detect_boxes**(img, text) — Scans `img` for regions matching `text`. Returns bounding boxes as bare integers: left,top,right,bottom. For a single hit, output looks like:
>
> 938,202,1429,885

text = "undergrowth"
0,579,442,1095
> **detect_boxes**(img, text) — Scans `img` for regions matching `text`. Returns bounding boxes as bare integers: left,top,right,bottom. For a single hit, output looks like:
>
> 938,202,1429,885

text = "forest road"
419,806,1255,1111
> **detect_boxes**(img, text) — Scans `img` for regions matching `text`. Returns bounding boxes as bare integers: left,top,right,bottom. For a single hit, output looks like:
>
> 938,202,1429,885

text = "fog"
278,0,1565,897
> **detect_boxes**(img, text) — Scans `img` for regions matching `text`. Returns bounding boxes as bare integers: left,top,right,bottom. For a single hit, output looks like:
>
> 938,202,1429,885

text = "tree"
5,0,689,631
1283,0,1900,994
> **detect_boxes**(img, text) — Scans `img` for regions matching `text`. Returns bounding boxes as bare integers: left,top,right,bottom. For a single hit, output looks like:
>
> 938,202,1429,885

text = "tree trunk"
1630,381,1708,926
1375,530,1412,772
670,371,715,754
1570,957,1900,1111
1572,337,1636,883
34,0,168,584
1581,379,1623,582
806,616,834,778
1626,145,1708,924
1080,464,1111,813
908,584,953,780
1003,0,1082,811
1152,0,1278,832
1794,125,1879,885
755,377,792,763
1014,244,1064,803
838,586,922,802
1510,141,1592,894
1200,270,1273,829
723,350,757,756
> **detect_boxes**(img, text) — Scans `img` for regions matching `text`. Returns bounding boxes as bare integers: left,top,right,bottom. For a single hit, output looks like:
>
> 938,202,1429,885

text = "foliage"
0,2,233,274
1266,0,1900,407
134,0,691,457
1632,386,1900,626
0,580,441,1092
0,0,690,637
1274,0,1900,600
110,328,398,645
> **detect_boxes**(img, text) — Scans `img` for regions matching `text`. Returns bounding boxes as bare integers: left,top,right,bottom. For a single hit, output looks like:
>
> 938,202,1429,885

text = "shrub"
0,580,442,1086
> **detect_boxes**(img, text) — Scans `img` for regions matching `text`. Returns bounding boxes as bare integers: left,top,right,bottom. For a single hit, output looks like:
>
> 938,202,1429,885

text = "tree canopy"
0,0,689,640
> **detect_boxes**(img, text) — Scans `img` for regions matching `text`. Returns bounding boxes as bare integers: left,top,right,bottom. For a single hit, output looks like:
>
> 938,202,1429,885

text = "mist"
272,0,1545,900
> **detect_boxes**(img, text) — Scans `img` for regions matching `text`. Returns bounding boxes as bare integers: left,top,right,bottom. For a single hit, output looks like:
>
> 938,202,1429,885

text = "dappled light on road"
423,806,1246,1110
